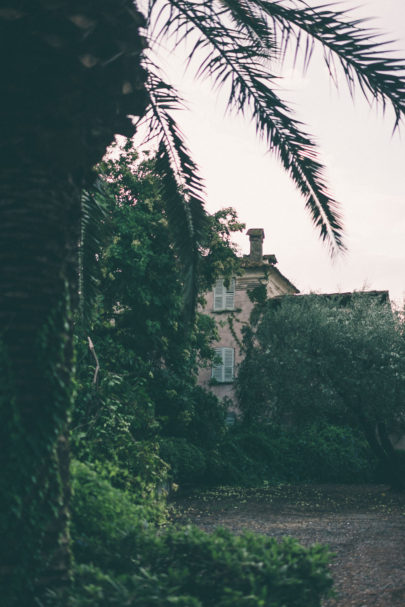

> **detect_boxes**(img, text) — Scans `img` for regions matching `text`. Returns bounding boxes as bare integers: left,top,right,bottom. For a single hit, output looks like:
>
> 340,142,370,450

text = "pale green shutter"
214,280,225,311
225,279,235,310
212,348,224,381
223,348,234,382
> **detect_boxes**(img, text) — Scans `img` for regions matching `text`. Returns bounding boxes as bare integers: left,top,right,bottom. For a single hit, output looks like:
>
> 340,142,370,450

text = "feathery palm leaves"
79,180,113,326
140,0,405,262
144,68,207,317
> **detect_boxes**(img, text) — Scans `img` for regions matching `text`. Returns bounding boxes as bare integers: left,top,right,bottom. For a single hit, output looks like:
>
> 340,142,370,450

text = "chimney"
247,228,265,261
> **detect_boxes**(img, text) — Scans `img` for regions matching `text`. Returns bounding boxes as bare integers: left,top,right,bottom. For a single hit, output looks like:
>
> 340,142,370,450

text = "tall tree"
73,146,242,488
0,3,148,604
1,1,405,604
237,293,405,490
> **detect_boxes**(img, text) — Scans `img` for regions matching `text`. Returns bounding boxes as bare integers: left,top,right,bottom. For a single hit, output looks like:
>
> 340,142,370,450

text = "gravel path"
171,484,405,607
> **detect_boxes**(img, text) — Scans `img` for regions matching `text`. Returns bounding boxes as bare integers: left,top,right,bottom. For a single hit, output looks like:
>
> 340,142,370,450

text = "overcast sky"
141,1,405,304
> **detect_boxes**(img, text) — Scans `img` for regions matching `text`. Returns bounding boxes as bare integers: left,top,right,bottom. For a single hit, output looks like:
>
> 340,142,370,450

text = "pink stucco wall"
197,264,298,408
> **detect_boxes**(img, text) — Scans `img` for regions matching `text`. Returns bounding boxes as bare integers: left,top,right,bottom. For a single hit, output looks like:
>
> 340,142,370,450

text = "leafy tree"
2,1,405,602
72,143,242,490
237,293,405,489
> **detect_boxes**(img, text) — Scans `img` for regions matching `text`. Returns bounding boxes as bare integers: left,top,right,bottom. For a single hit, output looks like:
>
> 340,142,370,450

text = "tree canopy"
237,293,405,488
73,143,243,487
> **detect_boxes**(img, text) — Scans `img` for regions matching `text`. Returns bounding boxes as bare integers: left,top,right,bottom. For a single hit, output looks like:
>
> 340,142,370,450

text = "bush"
69,564,203,607
71,460,167,566
69,458,333,607
289,424,378,483
69,528,332,607
206,423,378,486
159,437,207,485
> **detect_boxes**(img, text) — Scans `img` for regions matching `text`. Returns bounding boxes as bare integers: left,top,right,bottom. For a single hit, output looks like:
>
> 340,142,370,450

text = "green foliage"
144,0,405,254
157,420,376,488
70,531,332,607
69,461,333,607
0,288,75,605
71,461,167,563
206,423,377,486
239,293,405,426
237,293,405,488
198,207,245,293
160,438,207,485
72,144,238,493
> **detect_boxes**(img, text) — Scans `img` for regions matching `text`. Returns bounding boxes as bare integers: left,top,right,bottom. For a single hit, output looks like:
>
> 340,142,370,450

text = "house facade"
197,228,299,410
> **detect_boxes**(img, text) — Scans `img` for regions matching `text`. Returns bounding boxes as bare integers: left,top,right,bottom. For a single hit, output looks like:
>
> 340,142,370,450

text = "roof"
268,289,390,307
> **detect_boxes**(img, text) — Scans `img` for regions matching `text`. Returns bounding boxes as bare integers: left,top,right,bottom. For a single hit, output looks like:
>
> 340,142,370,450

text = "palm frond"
148,0,345,253
79,180,112,326
258,1,405,127
142,64,208,319
205,0,277,59
155,142,201,320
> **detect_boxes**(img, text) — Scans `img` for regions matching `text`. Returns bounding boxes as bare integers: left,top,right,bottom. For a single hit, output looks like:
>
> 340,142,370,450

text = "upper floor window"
213,278,235,311
211,347,234,383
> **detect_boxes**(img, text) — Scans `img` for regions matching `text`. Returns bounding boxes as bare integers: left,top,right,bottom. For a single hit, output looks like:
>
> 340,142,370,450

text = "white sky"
141,1,405,304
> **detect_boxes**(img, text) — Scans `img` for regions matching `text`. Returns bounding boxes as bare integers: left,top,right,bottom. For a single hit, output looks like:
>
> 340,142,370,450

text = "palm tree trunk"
0,168,80,605
0,4,147,603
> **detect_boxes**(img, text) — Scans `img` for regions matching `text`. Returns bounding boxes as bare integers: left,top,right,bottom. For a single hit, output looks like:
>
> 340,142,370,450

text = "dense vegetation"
65,147,405,605
5,139,405,605
65,147,335,606
65,461,333,607
237,293,405,490
4,3,405,604
72,143,242,496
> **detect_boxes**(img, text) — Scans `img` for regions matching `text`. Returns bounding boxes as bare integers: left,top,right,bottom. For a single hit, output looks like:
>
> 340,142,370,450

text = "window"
225,411,237,426
213,278,235,311
211,347,234,383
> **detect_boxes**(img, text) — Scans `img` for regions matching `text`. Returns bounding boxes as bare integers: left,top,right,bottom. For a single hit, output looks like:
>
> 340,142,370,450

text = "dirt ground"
171,484,405,607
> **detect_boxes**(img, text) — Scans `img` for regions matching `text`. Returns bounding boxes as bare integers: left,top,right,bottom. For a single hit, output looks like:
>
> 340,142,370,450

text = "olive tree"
237,293,405,489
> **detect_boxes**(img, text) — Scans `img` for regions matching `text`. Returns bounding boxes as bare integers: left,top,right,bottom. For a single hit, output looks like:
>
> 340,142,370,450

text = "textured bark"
0,2,148,604
0,169,80,605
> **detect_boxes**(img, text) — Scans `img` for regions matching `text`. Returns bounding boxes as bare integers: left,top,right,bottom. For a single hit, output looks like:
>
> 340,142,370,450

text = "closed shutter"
212,348,224,381
225,279,235,310
211,348,234,382
213,278,235,311
214,280,225,311
223,348,234,382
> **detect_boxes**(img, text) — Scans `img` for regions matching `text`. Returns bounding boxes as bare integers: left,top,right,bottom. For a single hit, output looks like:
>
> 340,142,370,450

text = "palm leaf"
146,0,405,254
79,180,112,326
258,1,405,126
142,64,208,319
148,0,344,253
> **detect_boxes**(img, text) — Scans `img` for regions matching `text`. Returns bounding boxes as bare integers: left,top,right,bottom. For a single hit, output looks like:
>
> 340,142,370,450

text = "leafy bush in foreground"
69,459,333,607
70,529,332,607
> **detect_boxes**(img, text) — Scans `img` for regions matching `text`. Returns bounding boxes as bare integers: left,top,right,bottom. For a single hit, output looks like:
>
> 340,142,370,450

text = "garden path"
171,484,405,607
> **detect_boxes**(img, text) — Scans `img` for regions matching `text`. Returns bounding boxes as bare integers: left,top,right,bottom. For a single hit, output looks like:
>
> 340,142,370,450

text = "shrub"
288,424,378,483
70,460,167,567
159,437,207,485
205,439,264,486
206,423,378,486
70,529,332,607
69,458,333,607
69,564,204,607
